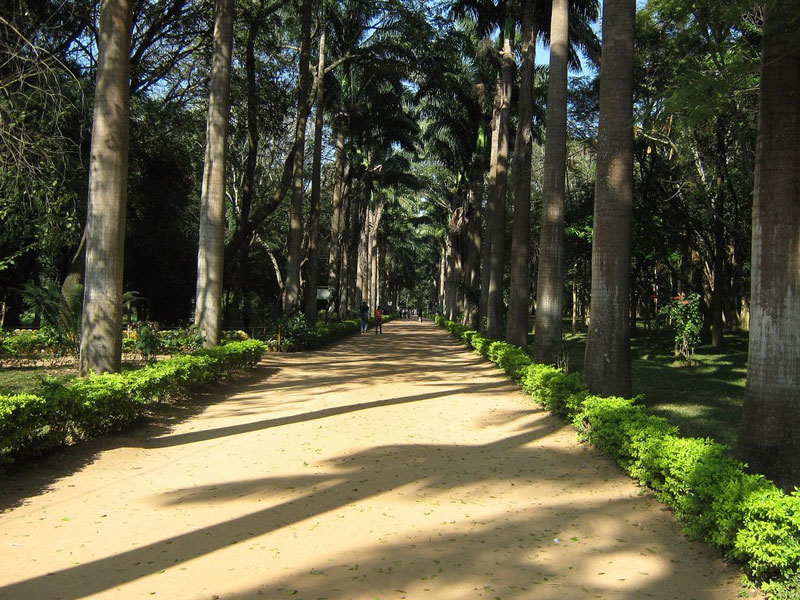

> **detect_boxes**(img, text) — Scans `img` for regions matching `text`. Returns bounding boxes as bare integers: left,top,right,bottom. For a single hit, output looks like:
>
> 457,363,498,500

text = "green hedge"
264,316,398,352
0,340,266,468
433,315,800,592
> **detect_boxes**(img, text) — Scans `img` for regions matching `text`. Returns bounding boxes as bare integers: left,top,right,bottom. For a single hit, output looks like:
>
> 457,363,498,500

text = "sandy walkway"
0,319,747,599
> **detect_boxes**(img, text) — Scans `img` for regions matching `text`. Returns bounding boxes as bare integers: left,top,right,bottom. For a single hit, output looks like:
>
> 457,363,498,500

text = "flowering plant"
662,293,702,363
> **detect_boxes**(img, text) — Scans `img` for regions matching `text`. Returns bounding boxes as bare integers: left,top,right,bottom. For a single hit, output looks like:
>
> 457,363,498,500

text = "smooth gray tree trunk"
304,22,327,324
533,0,569,364
486,16,514,340
79,0,133,376
506,0,536,348
194,0,234,348
283,0,313,312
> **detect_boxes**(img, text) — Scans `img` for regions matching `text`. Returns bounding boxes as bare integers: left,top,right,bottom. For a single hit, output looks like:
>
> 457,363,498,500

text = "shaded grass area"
537,323,748,449
0,364,76,395
0,356,144,396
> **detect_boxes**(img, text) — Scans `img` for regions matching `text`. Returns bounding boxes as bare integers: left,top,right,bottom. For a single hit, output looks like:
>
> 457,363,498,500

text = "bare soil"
0,319,753,599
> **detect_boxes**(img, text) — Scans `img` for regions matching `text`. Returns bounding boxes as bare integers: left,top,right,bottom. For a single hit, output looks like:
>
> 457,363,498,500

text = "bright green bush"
522,366,588,416
493,344,532,381
461,329,478,346
446,321,466,338
0,340,267,467
733,487,800,585
0,393,65,461
0,330,46,360
520,364,560,400
471,333,493,356
574,395,680,468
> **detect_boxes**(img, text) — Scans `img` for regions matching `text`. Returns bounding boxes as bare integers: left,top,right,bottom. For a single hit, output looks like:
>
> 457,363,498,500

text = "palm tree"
194,0,234,348
486,4,515,340
532,0,570,363
304,9,328,324
505,0,537,348
326,117,350,318
79,0,134,375
283,0,313,313
583,0,635,396
416,20,487,322
738,0,800,491
533,0,600,363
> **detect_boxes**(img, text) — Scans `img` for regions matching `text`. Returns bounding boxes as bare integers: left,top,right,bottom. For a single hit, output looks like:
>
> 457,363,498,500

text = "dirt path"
0,319,747,599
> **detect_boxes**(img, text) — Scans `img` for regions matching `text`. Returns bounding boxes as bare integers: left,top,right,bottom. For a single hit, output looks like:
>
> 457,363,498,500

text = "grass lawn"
0,363,77,396
0,355,145,396
556,323,748,450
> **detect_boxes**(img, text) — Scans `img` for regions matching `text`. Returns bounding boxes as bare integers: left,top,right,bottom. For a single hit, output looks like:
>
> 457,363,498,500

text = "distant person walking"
417,308,423,322
359,301,369,334
375,306,383,334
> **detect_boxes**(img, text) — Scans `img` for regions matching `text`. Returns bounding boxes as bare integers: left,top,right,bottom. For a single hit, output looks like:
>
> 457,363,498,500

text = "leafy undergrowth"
561,327,747,449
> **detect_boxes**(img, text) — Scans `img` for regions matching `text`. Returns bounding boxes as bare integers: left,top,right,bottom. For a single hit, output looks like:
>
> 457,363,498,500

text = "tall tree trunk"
283,0,313,312
348,184,367,312
193,0,234,348
339,191,352,315
710,119,727,347
445,207,464,321
304,20,326,324
533,0,569,364
479,89,500,332
230,11,260,328
438,247,446,312
583,0,635,397
486,12,514,340
79,0,133,375
359,203,371,308
506,0,536,348
327,121,347,318
371,201,383,309
738,0,800,491
462,118,486,329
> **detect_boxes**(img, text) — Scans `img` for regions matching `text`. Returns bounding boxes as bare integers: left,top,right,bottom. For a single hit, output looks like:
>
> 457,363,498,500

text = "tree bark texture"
304,21,326,324
486,20,514,340
583,0,635,397
479,90,500,332
445,208,464,321
79,0,134,375
283,0,313,312
193,0,234,348
462,119,486,328
327,126,349,317
534,0,569,364
738,0,800,491
229,12,260,327
506,0,536,348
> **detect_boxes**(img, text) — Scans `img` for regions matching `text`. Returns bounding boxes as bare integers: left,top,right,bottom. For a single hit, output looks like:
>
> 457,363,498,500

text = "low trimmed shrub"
0,340,267,468
265,314,364,352
0,330,47,361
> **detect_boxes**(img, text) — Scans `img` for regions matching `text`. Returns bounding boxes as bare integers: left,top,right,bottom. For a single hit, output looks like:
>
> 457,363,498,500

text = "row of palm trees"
421,0,799,490
77,0,799,489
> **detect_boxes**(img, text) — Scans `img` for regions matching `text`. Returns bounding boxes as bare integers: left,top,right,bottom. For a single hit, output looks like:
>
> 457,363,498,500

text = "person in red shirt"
374,306,383,334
